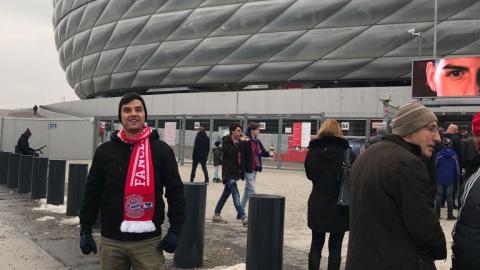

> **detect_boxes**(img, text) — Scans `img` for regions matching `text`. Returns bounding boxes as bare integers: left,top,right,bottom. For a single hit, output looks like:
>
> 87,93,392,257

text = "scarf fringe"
120,220,156,233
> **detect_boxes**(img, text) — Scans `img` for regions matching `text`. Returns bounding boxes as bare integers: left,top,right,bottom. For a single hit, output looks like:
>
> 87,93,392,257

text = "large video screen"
412,56,480,98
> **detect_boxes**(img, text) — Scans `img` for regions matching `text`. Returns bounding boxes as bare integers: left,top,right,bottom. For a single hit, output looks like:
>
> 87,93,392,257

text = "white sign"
48,123,57,130
259,122,266,130
164,122,177,146
285,127,292,134
194,122,200,129
341,122,350,131
301,122,311,148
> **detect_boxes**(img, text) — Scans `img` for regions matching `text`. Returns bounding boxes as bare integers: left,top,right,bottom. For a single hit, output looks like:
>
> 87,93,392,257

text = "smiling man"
426,57,480,97
346,102,446,270
79,93,185,270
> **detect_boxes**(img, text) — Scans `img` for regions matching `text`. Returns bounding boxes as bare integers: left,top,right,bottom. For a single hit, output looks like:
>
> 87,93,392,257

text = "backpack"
337,148,351,206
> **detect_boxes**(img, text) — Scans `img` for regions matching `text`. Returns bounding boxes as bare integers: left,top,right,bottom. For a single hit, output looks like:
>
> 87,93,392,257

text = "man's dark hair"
229,123,242,134
248,122,260,130
118,92,148,124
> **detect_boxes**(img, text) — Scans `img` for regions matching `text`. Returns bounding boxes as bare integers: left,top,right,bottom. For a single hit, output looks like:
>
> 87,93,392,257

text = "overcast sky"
0,1,78,109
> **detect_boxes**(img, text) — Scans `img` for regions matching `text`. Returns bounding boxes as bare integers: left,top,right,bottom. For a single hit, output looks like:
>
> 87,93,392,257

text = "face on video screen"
413,57,480,97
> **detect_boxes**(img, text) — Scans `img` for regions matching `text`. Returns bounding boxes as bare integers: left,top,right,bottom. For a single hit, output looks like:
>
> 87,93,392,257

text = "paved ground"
0,164,456,269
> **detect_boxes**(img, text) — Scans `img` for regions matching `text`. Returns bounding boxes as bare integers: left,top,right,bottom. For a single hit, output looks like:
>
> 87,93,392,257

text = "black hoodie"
80,130,185,241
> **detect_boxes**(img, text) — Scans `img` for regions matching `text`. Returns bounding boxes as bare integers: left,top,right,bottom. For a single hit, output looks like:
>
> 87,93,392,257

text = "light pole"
408,28,424,58
433,0,438,58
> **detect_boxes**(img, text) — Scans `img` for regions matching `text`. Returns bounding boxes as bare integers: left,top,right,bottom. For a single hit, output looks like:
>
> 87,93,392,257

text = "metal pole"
433,0,438,58
208,118,214,165
246,194,285,270
47,160,66,205
0,151,10,185
276,119,283,169
66,164,88,216
31,157,48,199
18,155,33,194
7,153,20,189
174,182,207,268
419,35,423,58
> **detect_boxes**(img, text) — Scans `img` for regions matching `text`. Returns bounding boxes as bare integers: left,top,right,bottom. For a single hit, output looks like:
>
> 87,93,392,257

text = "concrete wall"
44,87,414,119
0,117,95,160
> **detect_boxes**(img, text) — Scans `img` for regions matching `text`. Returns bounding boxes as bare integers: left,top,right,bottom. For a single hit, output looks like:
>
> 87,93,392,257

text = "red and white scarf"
118,127,156,233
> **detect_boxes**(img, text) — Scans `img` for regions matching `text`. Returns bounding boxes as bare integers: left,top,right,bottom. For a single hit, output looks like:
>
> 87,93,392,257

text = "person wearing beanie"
346,102,446,270
452,112,480,269
80,92,185,269
15,128,38,156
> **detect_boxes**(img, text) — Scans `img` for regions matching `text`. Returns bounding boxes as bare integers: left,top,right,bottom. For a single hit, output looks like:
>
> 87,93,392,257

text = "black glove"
80,230,97,255
157,230,179,253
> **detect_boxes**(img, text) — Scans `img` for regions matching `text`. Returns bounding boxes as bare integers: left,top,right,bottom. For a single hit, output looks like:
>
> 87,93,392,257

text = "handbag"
337,148,351,206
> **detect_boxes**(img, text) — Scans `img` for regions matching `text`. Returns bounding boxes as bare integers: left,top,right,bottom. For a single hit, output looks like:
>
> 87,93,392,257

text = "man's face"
252,128,260,137
232,126,242,139
120,99,145,133
406,121,441,158
426,57,480,96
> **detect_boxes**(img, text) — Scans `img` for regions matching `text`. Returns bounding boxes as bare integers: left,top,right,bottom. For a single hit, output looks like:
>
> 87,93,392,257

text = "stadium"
45,0,480,166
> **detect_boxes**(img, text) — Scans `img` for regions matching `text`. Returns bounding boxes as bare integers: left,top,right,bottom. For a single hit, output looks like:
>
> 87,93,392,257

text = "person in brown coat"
305,119,355,270
346,102,447,270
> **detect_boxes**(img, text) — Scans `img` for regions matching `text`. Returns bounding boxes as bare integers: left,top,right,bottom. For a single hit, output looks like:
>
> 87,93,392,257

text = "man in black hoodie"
79,93,185,269
211,123,248,226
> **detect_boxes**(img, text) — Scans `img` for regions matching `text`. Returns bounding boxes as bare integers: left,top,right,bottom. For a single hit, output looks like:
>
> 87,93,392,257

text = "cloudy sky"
0,1,78,109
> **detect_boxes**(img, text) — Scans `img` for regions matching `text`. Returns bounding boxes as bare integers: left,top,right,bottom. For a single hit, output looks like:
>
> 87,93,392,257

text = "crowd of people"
77,92,480,270
304,102,480,270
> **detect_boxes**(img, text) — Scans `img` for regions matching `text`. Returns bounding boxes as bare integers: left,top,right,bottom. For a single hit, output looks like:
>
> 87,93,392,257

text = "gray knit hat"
392,102,438,136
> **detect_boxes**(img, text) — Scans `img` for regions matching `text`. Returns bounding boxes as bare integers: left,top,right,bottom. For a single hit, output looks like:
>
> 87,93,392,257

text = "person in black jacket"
190,127,210,183
452,112,480,270
304,119,355,270
15,128,38,156
79,93,185,269
212,141,223,183
212,123,248,226
346,102,446,270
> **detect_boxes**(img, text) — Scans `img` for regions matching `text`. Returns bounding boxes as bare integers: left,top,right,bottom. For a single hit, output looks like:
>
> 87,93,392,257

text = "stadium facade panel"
53,0,480,99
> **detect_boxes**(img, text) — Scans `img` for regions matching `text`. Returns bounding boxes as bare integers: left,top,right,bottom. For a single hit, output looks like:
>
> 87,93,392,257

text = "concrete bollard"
47,160,66,205
66,164,88,216
18,155,34,194
246,194,286,270
174,182,207,268
0,152,10,185
31,157,48,199
7,153,21,189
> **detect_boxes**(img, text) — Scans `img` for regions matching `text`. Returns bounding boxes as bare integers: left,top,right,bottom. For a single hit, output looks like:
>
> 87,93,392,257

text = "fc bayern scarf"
118,127,156,233
250,137,262,171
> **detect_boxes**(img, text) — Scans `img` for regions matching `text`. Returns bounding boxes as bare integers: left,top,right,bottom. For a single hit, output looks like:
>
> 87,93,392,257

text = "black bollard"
0,152,10,185
246,194,286,270
31,157,48,199
18,155,34,193
174,182,207,268
66,164,88,216
47,160,66,205
7,153,21,189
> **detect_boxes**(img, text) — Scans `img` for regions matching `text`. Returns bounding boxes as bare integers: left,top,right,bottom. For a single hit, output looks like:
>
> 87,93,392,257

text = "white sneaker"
241,215,248,226
212,214,227,224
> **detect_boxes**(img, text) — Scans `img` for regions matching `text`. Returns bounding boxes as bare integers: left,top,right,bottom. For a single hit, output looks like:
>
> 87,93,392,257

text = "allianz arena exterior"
53,0,480,99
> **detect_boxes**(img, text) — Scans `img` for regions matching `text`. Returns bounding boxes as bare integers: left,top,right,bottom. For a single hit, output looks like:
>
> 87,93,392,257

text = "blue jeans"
241,171,257,209
436,183,454,216
214,179,246,218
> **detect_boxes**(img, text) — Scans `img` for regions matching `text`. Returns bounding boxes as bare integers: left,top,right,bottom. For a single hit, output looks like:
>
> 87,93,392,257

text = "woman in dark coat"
304,119,355,270
190,127,210,183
